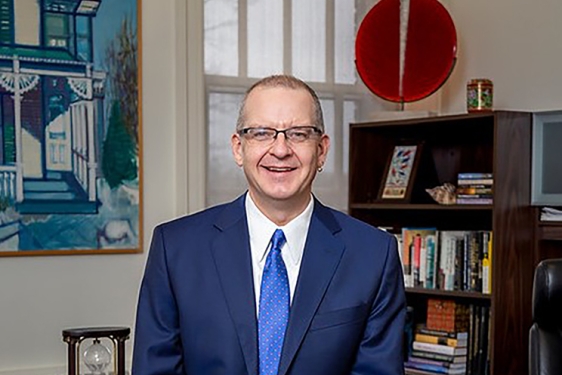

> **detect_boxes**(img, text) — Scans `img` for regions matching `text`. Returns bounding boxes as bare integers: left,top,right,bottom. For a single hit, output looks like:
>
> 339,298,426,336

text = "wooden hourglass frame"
62,327,130,375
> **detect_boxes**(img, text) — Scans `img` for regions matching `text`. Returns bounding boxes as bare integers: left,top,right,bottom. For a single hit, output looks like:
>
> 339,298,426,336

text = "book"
416,326,469,340
456,194,493,199
456,186,493,195
482,231,492,294
405,368,438,375
410,349,467,364
424,234,437,289
405,360,467,374
414,333,467,348
467,231,481,292
456,197,493,205
408,355,467,370
457,172,493,179
413,341,468,356
457,179,493,186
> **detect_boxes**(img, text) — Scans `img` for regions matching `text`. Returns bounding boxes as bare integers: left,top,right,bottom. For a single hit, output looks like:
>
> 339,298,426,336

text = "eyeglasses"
239,126,322,144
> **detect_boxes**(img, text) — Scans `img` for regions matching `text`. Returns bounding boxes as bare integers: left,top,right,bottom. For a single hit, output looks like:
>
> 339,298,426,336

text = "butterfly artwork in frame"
379,143,423,202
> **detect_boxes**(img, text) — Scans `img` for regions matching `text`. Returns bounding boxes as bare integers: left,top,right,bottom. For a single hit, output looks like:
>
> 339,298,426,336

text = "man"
132,75,406,375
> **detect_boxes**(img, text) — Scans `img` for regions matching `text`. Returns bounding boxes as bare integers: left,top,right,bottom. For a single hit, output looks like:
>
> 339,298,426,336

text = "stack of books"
456,173,493,205
426,299,470,333
405,326,468,375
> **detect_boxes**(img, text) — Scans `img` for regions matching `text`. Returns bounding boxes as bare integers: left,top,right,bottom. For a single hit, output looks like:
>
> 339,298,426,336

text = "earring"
317,166,323,173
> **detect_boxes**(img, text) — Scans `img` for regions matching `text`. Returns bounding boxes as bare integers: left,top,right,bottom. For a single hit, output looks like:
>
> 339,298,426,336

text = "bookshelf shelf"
349,111,535,375
538,221,562,226
350,203,493,210
405,287,492,301
537,224,562,241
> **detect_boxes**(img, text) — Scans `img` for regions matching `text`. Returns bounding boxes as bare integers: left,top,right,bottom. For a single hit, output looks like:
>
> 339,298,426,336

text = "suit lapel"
277,200,345,375
211,195,259,375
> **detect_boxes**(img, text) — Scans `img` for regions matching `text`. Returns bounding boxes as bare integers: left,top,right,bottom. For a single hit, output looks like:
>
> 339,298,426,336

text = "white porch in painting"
0,56,105,213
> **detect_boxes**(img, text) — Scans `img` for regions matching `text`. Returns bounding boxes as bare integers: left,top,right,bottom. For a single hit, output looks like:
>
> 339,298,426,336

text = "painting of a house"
0,0,140,254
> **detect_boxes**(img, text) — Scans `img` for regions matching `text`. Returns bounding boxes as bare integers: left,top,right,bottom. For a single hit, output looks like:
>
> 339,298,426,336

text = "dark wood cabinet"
348,111,536,375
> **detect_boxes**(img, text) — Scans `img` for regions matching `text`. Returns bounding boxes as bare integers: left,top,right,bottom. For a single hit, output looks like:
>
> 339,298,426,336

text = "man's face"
231,86,330,208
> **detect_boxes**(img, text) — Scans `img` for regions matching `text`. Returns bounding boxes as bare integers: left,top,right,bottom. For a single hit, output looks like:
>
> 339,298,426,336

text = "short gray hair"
236,74,324,133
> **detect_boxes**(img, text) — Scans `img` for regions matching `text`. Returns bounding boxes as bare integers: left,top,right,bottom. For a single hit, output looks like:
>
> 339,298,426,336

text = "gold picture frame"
378,143,422,203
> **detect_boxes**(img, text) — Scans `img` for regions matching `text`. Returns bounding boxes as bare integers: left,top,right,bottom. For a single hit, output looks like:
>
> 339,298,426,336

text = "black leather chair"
529,258,562,375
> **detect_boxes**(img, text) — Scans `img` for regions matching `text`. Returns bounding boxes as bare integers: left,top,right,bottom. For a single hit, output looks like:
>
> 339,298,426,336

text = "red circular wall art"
355,0,457,103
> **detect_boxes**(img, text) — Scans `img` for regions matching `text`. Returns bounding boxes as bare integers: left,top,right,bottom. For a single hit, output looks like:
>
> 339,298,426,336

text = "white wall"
0,0,183,373
439,0,562,114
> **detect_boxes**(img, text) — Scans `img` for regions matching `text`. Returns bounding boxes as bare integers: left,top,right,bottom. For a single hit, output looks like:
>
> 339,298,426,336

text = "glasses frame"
239,126,323,144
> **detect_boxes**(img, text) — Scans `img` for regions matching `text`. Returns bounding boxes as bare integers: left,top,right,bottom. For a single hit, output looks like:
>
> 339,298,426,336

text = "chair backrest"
529,258,562,375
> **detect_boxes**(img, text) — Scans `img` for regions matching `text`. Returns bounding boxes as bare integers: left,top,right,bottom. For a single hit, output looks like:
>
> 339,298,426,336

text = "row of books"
456,173,493,205
397,228,492,293
405,302,491,375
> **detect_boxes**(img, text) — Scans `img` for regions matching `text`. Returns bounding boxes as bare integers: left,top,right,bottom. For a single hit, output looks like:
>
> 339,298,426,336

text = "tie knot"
271,229,286,252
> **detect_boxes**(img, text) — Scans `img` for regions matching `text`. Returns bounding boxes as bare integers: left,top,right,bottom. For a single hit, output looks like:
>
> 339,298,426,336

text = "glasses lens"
287,128,313,142
247,128,275,141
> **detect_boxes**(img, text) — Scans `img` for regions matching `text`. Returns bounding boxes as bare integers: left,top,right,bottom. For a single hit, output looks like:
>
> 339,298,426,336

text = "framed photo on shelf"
379,143,422,202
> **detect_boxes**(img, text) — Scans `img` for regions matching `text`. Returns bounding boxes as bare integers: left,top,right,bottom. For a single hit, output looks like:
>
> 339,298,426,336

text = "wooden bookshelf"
348,111,535,375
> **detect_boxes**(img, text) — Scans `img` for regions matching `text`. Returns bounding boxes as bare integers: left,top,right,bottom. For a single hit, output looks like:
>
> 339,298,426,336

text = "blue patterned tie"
258,229,289,375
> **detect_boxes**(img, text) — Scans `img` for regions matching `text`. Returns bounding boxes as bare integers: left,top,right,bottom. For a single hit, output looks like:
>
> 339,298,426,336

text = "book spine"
456,187,493,195
404,361,450,374
457,173,493,179
454,237,464,291
417,327,469,340
413,341,466,356
401,228,413,287
456,194,493,199
415,333,463,347
469,232,480,292
425,234,437,289
414,234,422,287
462,233,470,291
445,236,456,291
482,232,492,294
456,198,493,205
408,355,467,369
420,238,427,288
411,349,467,363
457,179,493,186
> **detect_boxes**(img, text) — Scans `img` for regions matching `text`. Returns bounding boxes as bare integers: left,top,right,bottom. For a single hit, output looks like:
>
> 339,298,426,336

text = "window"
204,0,384,211
76,16,92,61
0,0,14,45
44,12,72,50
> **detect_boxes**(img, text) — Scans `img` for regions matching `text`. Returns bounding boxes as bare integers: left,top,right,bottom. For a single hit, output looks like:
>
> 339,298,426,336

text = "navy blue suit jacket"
132,194,406,375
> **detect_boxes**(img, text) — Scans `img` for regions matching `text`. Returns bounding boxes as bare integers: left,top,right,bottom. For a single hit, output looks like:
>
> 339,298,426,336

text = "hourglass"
62,327,130,375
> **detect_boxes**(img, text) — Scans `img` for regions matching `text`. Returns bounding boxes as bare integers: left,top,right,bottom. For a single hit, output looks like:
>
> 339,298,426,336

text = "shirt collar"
246,193,314,266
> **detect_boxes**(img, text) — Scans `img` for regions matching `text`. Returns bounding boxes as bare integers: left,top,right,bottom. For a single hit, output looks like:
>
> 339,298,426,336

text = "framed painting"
0,0,142,256
378,142,422,203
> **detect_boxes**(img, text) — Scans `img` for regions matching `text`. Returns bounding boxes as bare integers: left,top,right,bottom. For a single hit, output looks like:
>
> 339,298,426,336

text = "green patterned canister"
467,79,493,112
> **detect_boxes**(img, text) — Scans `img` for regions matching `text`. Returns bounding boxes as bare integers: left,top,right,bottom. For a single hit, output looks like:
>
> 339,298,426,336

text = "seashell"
426,183,456,205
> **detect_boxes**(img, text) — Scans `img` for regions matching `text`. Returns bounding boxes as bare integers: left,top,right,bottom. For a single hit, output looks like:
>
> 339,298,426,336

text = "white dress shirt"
246,193,313,314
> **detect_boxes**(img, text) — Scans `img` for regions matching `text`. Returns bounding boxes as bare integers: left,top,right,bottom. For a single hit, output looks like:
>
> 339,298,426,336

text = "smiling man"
132,75,406,375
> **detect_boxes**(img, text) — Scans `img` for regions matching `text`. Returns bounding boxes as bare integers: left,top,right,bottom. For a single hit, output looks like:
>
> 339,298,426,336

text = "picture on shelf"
379,143,422,202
